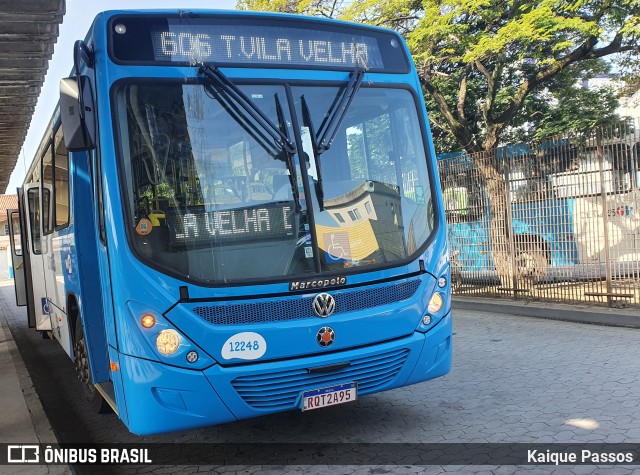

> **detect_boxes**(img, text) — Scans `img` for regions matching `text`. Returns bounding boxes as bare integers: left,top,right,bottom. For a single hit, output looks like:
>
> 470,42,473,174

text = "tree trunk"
470,150,515,290
449,117,516,290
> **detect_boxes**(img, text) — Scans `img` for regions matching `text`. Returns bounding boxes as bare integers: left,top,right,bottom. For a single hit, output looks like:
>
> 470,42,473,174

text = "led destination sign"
165,204,295,248
110,16,409,72
153,28,380,68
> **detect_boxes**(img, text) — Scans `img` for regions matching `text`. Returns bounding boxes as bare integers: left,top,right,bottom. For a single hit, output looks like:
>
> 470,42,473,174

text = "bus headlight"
156,330,180,355
428,292,444,314
417,290,447,332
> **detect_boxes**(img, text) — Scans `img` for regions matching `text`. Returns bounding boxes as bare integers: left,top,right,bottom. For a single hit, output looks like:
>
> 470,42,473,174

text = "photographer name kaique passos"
528,449,635,465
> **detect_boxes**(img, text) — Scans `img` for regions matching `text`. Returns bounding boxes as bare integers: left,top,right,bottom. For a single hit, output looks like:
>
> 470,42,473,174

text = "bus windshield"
115,82,434,284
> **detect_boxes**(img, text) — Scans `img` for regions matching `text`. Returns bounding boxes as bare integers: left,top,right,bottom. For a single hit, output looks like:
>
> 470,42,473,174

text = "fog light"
156,330,180,355
422,315,431,325
141,314,156,329
428,292,443,313
437,276,447,288
186,351,199,363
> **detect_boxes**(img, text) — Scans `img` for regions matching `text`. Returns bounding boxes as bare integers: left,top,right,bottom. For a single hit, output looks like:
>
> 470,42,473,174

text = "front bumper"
118,312,452,435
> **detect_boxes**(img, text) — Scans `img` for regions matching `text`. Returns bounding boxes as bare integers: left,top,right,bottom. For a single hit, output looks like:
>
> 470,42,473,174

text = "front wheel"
74,318,111,414
514,242,548,284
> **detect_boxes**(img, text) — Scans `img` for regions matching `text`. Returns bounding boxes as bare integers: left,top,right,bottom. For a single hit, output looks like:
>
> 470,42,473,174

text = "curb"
0,311,71,474
0,315,58,443
452,297,640,328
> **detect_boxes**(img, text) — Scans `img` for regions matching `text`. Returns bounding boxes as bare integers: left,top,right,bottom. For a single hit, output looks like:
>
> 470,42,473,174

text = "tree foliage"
238,0,640,154
492,58,622,144
528,70,621,142
236,0,351,17
406,0,638,153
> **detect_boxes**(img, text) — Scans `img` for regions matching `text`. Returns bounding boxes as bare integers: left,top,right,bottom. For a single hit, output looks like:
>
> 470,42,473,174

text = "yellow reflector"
428,292,443,314
141,314,156,329
156,330,180,355
110,362,119,371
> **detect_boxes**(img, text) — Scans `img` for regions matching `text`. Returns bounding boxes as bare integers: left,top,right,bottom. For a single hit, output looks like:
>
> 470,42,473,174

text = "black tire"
514,242,548,284
74,318,111,414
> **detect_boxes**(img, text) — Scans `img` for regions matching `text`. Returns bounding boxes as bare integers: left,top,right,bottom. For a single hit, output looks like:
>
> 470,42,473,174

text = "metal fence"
438,119,640,308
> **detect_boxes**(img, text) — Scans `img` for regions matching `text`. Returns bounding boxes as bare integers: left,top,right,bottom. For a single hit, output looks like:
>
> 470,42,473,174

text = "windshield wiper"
300,68,364,211
197,62,300,211
316,68,364,154
275,93,301,212
197,62,295,154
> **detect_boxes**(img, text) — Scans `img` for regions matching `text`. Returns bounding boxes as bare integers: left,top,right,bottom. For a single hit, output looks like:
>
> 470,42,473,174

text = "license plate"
301,382,357,411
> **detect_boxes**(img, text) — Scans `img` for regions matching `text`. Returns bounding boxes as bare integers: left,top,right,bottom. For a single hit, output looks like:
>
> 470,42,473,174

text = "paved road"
1,282,639,474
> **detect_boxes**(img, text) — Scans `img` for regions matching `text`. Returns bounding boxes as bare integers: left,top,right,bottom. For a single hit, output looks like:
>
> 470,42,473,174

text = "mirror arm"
69,41,96,149
73,40,94,76
72,41,94,124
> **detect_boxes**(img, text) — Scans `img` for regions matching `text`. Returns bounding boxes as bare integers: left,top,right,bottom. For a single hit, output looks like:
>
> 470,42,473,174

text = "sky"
6,0,238,193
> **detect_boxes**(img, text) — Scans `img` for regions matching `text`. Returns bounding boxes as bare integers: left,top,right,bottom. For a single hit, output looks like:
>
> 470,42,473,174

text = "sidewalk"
0,281,69,474
454,295,640,328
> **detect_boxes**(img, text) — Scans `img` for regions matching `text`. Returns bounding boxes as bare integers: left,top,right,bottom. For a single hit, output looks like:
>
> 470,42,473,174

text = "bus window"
27,188,41,255
294,86,435,269
11,213,22,256
443,185,468,216
42,144,53,235
347,111,409,189
439,165,486,223
54,127,70,228
116,83,311,283
346,125,367,181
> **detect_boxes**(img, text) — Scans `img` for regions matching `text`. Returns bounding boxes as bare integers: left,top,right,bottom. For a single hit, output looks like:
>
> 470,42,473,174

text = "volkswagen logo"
316,326,335,347
312,293,336,318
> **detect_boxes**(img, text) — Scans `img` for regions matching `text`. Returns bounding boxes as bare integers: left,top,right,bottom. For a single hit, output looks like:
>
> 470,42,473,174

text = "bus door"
42,135,72,353
22,183,52,331
7,208,28,307
12,189,36,326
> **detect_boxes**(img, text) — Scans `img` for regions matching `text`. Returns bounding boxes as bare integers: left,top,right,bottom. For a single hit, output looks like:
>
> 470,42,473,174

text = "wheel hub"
74,338,91,386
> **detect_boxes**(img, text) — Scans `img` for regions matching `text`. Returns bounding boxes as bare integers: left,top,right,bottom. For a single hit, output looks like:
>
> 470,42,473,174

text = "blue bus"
438,138,640,287
8,10,451,435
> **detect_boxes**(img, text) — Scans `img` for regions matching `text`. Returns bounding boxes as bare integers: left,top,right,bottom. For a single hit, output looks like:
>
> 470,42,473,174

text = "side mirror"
60,76,96,151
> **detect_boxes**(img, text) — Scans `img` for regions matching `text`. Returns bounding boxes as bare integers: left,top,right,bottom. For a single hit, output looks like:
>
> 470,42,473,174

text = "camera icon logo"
7,445,40,463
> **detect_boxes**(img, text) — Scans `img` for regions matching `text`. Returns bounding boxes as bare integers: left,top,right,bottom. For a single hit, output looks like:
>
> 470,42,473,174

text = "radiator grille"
231,348,410,410
192,279,421,325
